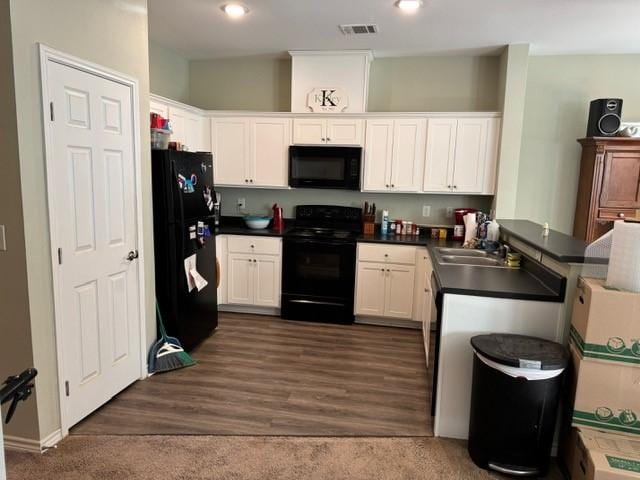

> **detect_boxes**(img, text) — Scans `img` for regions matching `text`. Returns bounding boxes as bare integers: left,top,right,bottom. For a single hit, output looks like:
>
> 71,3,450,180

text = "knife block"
363,214,375,235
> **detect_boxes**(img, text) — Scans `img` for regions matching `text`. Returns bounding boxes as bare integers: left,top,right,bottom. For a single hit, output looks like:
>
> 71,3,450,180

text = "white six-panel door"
46,59,142,429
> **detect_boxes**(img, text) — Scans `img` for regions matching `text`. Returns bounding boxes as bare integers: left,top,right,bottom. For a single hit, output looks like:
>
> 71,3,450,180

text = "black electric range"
281,205,362,324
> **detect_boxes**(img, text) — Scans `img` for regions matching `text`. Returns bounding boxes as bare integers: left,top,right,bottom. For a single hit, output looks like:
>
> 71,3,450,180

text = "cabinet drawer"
227,235,282,255
597,208,637,221
357,243,417,265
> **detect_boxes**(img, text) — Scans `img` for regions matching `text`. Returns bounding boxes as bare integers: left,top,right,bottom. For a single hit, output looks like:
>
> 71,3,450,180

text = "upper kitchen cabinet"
362,118,426,192
292,118,363,145
212,116,292,188
423,117,500,194
150,95,210,152
573,137,640,242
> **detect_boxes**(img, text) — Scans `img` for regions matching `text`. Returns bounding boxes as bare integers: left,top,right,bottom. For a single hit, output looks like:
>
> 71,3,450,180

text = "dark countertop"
497,219,596,264
214,217,565,302
427,242,566,303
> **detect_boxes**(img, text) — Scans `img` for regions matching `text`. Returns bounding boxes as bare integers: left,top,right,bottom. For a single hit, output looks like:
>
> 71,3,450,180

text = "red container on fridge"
453,208,478,241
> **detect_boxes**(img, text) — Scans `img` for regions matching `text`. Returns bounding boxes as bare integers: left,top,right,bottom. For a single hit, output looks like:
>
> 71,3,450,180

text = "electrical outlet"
422,205,431,217
237,198,246,210
445,207,454,218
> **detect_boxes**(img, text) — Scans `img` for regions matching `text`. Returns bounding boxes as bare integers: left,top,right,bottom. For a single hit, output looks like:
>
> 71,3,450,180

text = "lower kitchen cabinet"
414,248,434,366
354,244,417,320
220,235,282,309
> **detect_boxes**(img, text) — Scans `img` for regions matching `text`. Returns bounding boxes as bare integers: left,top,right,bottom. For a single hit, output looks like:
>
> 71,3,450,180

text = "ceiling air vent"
339,24,379,35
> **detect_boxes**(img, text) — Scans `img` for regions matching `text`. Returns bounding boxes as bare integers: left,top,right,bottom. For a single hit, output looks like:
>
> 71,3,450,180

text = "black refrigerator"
151,150,218,351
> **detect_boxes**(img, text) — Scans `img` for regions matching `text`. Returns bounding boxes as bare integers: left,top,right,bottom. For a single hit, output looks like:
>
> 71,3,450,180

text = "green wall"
368,56,500,112
190,55,292,111
218,188,492,226
149,41,190,104
515,54,640,234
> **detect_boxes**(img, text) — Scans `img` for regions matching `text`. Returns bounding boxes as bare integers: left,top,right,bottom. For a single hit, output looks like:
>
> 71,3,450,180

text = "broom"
148,303,196,375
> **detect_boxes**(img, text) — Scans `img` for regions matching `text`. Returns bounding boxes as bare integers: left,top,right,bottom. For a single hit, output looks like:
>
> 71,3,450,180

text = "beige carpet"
5,435,563,480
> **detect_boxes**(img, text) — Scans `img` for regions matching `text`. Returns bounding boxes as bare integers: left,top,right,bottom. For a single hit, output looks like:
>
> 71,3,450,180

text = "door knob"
126,250,139,261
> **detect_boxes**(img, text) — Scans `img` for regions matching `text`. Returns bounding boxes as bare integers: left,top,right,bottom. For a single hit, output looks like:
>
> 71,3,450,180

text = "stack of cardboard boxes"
563,277,640,479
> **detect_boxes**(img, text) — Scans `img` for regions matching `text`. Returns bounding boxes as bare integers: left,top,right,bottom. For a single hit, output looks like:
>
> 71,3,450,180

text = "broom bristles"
153,350,196,373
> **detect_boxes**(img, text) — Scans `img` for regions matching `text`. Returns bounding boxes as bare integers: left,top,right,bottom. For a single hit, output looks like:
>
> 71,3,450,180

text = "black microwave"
289,146,362,190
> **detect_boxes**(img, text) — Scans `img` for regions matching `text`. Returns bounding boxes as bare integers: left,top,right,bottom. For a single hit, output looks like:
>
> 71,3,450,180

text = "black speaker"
586,98,623,137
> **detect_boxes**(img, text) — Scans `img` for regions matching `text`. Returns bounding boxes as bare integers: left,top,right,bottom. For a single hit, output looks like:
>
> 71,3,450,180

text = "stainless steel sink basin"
432,247,510,268
439,255,506,267
436,248,491,257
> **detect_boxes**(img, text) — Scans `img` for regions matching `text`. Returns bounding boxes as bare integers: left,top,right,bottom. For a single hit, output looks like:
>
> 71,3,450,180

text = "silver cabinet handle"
126,250,139,261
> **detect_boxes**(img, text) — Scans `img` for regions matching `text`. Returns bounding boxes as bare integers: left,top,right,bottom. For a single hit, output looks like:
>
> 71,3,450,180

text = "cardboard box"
570,277,640,367
570,342,640,436
566,427,640,480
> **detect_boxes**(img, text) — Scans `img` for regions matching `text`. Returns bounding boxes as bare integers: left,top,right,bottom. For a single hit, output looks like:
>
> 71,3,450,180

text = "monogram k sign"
307,87,349,113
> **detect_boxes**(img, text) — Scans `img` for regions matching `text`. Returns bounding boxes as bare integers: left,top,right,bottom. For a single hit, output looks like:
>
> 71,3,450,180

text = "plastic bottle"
487,220,500,242
381,210,389,235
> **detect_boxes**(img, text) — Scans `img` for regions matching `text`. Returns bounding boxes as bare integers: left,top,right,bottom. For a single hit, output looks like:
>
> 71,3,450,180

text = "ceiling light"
221,3,249,18
395,0,423,13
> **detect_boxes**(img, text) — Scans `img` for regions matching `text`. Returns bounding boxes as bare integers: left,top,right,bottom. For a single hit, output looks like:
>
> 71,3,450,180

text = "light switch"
422,205,431,217
0,225,6,251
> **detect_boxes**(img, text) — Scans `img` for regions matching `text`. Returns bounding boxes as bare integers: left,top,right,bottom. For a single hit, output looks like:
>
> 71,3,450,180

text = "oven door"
282,238,356,298
289,146,361,190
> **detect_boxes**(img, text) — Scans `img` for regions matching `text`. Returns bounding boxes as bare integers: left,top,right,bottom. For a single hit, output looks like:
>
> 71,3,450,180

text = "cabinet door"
326,119,364,145
293,118,326,144
227,253,253,305
185,112,203,152
451,118,488,194
424,119,456,192
253,255,281,308
384,265,415,319
168,106,187,145
481,118,500,194
250,117,291,187
355,263,387,316
362,120,394,191
600,151,640,209
216,235,228,305
390,119,426,192
211,118,250,186
150,99,169,118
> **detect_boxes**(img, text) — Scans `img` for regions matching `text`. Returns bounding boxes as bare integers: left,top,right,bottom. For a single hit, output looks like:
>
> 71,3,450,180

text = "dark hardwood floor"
72,313,434,436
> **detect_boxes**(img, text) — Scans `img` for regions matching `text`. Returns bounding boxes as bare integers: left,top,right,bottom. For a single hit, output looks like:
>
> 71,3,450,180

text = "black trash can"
468,334,568,477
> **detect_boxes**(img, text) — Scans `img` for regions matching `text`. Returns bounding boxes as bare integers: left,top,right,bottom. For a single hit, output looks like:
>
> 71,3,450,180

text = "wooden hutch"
573,137,640,242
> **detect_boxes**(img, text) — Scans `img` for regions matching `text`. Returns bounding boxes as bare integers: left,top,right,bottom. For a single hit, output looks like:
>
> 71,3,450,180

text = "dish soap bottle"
381,210,389,235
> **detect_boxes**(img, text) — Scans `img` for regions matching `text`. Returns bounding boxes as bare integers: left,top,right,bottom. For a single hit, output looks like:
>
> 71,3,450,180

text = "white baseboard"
219,305,280,316
355,316,422,329
4,428,63,453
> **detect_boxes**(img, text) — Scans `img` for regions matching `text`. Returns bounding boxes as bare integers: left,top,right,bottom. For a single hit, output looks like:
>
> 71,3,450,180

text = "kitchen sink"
436,248,492,257
432,247,510,268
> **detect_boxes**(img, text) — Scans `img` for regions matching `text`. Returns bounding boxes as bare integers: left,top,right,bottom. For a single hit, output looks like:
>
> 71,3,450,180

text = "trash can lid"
470,334,568,370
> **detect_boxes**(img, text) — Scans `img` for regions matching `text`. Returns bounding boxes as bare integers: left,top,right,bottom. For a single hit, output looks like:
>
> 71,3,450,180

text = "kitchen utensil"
243,215,271,230
272,204,285,231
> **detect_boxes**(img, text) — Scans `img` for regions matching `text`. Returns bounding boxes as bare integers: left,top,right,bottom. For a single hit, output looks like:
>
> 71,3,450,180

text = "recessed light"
395,0,423,13
221,3,249,18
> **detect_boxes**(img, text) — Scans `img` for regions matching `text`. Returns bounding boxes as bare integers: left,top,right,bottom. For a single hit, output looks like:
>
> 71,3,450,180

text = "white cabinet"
293,118,363,145
168,106,186,145
150,99,168,118
150,96,209,152
423,117,500,194
355,244,417,320
250,117,292,187
414,248,434,366
216,235,227,305
211,117,251,186
222,236,282,308
363,118,426,192
212,117,291,188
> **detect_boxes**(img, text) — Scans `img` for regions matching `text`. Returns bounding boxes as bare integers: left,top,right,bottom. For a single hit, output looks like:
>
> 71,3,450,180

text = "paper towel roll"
606,221,640,293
